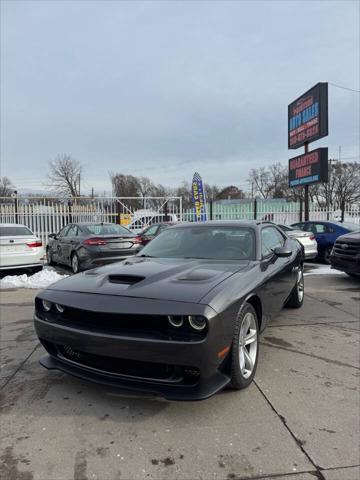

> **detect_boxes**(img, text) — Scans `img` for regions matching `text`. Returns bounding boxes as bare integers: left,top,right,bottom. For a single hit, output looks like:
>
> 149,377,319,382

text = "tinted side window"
145,225,158,236
58,225,70,238
261,227,284,257
66,225,78,237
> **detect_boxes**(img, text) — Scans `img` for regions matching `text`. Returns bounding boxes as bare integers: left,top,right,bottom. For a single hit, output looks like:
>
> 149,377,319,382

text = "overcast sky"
1,0,359,194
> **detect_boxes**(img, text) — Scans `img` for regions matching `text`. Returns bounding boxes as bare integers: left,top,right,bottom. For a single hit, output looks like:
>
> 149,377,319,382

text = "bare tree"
332,162,360,220
47,154,82,197
216,185,246,200
0,176,15,197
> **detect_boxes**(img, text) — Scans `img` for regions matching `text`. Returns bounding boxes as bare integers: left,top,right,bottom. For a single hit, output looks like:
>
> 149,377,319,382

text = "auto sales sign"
288,147,328,187
288,82,328,149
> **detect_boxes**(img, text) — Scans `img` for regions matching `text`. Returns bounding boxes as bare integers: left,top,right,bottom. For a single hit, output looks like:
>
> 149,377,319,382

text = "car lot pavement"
0,268,359,480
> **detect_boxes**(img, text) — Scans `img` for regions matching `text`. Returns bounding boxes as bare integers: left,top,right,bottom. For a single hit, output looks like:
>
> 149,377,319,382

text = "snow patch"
0,269,68,289
304,265,345,276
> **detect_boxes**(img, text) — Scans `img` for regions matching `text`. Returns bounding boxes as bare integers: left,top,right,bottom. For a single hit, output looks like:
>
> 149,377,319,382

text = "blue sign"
191,172,207,222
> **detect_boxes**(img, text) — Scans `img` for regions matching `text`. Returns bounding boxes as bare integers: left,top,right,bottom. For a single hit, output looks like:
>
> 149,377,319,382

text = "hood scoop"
108,275,145,285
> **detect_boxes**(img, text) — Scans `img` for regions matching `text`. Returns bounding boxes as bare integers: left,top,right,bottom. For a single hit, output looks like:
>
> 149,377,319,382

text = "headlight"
168,315,183,327
188,315,207,331
55,304,65,313
42,299,52,312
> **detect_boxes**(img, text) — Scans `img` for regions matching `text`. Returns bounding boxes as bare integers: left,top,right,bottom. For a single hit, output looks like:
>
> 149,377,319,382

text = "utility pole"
304,142,309,221
91,187,94,199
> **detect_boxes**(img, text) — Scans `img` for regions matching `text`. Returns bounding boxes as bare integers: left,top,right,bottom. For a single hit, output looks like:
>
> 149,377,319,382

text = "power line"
328,82,360,93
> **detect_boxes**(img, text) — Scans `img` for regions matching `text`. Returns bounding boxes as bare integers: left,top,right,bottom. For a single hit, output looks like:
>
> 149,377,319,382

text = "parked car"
0,223,44,272
291,221,360,263
127,212,178,234
34,221,304,401
46,223,142,273
330,232,360,278
134,222,177,246
278,224,317,260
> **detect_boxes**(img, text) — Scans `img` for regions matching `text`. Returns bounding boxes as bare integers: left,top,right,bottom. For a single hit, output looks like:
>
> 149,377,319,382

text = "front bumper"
330,254,360,274
34,293,232,401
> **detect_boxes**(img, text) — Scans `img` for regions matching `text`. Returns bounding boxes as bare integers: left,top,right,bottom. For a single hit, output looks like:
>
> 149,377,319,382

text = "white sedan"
0,224,45,271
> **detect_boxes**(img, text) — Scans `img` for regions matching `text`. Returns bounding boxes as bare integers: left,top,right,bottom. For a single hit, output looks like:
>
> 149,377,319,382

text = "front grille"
41,340,200,385
333,240,360,257
35,300,206,342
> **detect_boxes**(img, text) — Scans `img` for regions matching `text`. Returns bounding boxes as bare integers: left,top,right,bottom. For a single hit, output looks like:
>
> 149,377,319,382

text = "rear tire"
323,247,332,264
229,303,259,390
46,248,55,266
285,266,304,308
71,252,81,274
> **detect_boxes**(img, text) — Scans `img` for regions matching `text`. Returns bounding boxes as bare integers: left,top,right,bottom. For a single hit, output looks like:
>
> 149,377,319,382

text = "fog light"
55,304,65,313
42,299,52,312
188,315,207,331
168,315,183,327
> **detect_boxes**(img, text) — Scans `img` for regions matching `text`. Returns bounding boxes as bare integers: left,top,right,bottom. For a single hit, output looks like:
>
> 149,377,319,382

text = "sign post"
288,83,329,221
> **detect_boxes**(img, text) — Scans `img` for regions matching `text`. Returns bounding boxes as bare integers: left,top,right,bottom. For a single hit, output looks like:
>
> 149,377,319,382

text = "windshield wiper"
183,256,212,260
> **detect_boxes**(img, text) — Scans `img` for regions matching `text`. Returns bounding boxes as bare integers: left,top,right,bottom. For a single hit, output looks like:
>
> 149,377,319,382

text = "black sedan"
133,222,177,246
46,222,142,273
35,221,304,401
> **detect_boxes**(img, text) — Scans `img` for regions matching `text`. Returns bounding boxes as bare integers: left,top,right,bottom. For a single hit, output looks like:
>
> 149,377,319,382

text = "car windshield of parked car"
138,226,255,260
334,222,360,232
0,226,33,236
84,224,131,235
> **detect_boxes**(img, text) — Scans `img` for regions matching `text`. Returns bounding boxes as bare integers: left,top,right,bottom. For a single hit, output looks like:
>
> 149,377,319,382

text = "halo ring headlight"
168,315,183,328
42,299,52,312
55,304,65,313
188,315,207,331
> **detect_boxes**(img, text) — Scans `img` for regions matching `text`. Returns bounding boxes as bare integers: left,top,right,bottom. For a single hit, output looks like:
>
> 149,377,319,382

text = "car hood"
47,257,251,303
337,232,360,242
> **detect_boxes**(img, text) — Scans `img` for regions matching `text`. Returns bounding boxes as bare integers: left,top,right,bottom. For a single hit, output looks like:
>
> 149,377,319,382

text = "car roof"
170,220,271,228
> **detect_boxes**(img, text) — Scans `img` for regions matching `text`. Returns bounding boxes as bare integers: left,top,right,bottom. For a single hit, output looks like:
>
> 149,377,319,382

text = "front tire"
71,252,81,274
285,266,304,308
229,303,259,390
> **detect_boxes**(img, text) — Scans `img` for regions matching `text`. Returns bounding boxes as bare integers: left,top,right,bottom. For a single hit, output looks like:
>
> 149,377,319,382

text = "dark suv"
330,232,360,278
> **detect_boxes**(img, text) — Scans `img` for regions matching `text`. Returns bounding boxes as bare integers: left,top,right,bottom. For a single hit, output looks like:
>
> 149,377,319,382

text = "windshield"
138,226,255,260
335,221,360,232
0,226,33,236
84,224,132,235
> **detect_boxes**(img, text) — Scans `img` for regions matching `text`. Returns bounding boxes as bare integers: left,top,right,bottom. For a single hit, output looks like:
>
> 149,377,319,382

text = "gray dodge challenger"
34,221,304,400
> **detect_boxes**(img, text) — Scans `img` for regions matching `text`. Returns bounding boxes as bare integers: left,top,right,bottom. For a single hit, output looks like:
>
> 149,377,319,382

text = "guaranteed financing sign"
288,82,328,150
288,147,328,187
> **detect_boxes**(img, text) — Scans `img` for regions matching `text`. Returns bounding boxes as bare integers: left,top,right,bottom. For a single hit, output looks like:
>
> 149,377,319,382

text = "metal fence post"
253,198,257,220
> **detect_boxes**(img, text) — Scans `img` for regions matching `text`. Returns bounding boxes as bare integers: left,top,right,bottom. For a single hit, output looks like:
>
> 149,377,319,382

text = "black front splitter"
39,354,230,401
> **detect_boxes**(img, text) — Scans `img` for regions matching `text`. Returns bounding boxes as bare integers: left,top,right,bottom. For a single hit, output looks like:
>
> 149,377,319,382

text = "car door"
52,225,70,264
304,222,330,251
259,226,295,319
60,225,79,265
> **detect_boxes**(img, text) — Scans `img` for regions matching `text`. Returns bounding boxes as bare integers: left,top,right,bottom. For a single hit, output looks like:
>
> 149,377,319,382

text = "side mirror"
48,233,56,239
273,246,292,258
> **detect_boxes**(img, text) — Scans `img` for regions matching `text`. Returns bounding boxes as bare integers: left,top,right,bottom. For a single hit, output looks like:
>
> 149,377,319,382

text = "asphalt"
0,268,359,480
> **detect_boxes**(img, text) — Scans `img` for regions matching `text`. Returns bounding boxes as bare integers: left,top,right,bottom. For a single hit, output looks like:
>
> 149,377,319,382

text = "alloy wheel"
297,268,304,303
72,254,79,273
238,312,258,379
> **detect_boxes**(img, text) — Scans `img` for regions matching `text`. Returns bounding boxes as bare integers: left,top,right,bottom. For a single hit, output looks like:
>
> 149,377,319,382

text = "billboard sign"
288,82,328,149
288,148,328,187
192,172,207,221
